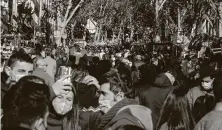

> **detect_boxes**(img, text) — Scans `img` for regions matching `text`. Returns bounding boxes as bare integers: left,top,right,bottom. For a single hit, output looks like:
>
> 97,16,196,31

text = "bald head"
36,57,48,71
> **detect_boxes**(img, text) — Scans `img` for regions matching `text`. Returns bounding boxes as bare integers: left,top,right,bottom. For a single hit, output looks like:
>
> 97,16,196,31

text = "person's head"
5,51,33,83
113,125,145,130
157,88,195,130
152,58,158,66
52,88,76,116
98,72,125,113
45,50,51,57
35,57,48,71
199,66,215,91
2,76,49,130
62,55,68,61
76,83,100,108
92,56,100,65
193,95,215,122
51,85,79,130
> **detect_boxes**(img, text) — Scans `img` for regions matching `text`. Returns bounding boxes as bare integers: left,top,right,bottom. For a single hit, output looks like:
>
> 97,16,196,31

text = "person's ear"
115,92,124,101
5,66,12,77
118,92,124,98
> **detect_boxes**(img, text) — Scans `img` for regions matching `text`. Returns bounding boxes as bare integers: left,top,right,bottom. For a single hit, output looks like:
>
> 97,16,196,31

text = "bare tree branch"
63,0,72,24
65,0,85,26
158,0,168,12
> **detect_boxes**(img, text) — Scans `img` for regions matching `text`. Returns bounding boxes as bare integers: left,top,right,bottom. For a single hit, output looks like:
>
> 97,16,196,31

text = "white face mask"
99,99,112,113
52,99,72,115
201,81,213,90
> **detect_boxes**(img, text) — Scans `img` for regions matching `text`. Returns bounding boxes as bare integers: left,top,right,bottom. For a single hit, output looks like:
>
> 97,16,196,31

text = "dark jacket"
97,98,139,130
47,110,103,130
79,111,103,130
139,73,174,129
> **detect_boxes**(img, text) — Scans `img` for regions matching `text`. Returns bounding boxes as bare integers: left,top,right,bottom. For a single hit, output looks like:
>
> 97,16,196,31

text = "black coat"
139,73,174,129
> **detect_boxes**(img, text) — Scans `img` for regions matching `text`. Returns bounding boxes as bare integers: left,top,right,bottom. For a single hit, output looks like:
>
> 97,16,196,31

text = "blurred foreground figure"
2,76,50,130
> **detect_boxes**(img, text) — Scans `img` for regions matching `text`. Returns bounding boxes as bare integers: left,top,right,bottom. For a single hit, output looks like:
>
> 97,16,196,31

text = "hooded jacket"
139,73,174,129
105,105,153,130
97,98,139,130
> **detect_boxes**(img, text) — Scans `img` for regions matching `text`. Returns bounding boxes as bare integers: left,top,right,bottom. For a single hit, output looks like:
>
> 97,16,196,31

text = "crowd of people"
1,41,222,130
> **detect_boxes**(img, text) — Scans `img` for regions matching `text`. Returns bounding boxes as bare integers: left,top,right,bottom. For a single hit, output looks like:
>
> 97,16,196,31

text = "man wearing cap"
187,65,215,109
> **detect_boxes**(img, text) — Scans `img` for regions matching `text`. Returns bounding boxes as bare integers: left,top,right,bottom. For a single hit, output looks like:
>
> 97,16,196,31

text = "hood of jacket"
106,105,153,130
97,98,139,130
154,73,172,88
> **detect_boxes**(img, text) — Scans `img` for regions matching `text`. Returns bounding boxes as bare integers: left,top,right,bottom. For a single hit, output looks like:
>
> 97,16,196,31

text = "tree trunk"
55,35,62,46
155,0,159,24
105,30,107,41
12,0,18,27
219,2,222,37
112,30,115,42
117,21,124,41
178,8,181,40
94,28,98,42
130,26,134,41
97,27,101,41
117,27,122,41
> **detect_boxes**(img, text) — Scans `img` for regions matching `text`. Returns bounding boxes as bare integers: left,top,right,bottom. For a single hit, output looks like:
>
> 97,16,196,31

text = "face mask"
10,70,26,82
52,100,72,115
201,82,213,90
99,99,112,113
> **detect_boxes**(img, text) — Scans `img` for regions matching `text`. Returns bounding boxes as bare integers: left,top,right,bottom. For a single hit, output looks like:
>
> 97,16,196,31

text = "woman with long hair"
47,67,101,130
157,87,195,130
47,78,80,130
47,68,87,130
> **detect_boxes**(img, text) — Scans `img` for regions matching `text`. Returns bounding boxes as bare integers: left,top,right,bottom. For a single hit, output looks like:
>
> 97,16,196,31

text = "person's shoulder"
195,111,222,130
159,122,168,130
45,72,54,79
187,86,202,94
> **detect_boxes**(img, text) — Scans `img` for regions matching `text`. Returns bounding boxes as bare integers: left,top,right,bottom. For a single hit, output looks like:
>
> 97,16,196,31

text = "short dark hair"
199,65,215,79
116,125,144,130
100,70,125,95
193,95,215,122
2,76,50,128
7,50,33,68
213,73,222,102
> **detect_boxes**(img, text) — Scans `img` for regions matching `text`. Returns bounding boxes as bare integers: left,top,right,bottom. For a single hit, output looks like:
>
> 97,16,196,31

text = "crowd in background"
1,39,222,130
